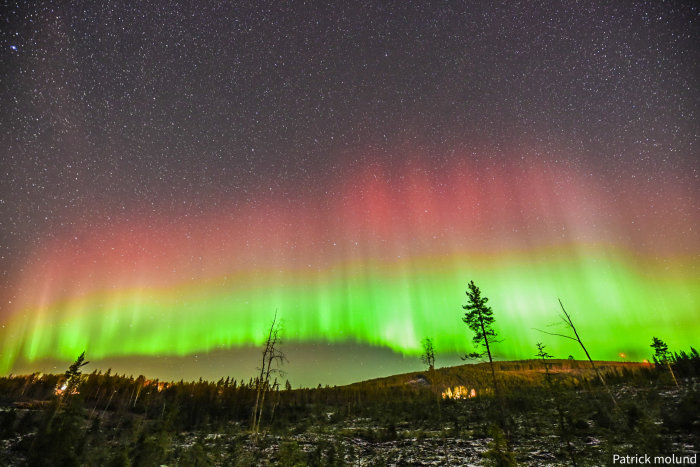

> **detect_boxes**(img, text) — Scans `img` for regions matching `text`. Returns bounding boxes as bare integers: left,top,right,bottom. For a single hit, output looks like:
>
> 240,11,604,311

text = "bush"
130,433,168,466
483,425,516,467
663,388,700,431
277,441,306,467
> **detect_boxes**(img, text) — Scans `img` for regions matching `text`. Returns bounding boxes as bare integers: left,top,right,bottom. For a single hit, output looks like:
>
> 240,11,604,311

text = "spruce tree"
462,281,512,446
462,280,499,394
61,351,89,402
651,336,679,386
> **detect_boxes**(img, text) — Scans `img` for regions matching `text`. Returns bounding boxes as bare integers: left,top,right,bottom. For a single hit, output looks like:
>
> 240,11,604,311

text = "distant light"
619,352,627,359
10,45,18,51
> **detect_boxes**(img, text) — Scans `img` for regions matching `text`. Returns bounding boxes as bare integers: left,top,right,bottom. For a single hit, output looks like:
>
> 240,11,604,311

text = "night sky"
1,1,698,386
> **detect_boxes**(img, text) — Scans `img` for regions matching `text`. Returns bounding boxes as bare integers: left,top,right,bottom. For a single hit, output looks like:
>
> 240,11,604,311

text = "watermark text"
612,453,697,465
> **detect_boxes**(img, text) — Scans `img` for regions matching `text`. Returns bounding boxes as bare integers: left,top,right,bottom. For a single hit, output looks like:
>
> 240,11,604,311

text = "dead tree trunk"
251,312,286,436
666,360,679,387
268,379,280,425
536,300,618,409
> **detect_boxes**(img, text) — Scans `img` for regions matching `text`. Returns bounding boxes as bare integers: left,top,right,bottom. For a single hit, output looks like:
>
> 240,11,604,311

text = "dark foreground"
1,357,699,466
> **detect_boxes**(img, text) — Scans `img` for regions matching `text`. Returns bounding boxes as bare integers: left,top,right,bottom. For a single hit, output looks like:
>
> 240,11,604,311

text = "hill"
0,355,697,466
348,359,649,392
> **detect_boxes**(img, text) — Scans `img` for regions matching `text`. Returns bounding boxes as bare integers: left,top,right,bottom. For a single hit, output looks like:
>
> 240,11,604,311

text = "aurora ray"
1,0,698,384
2,155,697,374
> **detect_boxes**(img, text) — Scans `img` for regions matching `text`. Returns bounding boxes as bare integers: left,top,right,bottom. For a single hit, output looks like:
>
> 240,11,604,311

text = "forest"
0,345,697,465
1,284,698,465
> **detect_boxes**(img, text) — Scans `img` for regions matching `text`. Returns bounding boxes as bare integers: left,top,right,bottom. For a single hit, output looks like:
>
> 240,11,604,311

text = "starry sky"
0,1,698,386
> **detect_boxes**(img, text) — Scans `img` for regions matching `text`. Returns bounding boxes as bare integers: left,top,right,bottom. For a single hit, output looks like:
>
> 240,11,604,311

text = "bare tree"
268,377,281,425
421,337,435,371
535,299,618,408
536,342,553,383
251,312,287,435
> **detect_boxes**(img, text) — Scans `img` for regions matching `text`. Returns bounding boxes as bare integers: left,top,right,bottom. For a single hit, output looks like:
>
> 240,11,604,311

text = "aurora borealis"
1,1,698,385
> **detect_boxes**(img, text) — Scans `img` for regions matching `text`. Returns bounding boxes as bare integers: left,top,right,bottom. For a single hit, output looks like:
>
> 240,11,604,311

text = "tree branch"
533,328,578,342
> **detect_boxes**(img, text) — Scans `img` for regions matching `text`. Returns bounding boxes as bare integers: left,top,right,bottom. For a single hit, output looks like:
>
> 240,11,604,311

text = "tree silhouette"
28,352,89,465
651,336,678,386
60,351,89,403
535,299,619,409
462,281,513,446
535,342,553,383
420,337,435,371
462,281,499,395
251,312,287,435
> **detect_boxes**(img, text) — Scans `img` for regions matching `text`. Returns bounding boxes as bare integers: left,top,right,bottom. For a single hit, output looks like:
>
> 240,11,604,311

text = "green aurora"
2,244,697,376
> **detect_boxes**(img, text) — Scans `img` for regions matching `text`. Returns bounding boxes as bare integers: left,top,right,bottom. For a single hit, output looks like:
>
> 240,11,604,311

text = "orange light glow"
441,386,477,399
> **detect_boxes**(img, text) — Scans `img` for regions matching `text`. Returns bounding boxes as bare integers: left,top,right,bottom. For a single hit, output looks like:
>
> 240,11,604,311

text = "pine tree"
462,281,499,394
651,336,678,386
61,351,89,402
651,336,669,363
462,281,511,446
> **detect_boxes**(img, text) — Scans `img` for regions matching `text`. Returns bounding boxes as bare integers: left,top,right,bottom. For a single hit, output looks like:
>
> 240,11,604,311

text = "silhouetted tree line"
1,347,697,466
1,347,696,430
1,282,698,465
